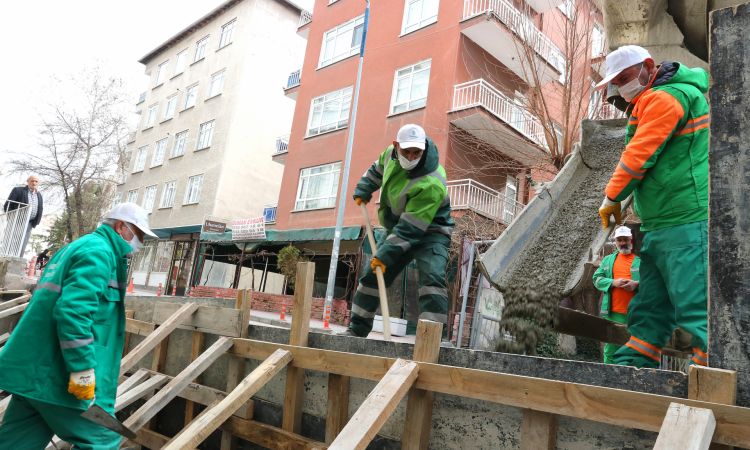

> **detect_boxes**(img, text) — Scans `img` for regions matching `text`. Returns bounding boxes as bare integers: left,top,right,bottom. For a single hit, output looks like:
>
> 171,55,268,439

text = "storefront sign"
231,217,266,240
203,218,227,233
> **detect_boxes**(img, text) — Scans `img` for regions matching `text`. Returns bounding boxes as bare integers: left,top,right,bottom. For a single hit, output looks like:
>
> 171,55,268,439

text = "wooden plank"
228,339,750,448
221,416,328,450
124,336,234,431
402,320,443,450
151,335,170,372
115,374,169,411
152,303,242,337
221,289,250,450
133,427,170,449
117,369,151,397
0,395,11,422
124,310,136,356
654,402,716,450
163,349,292,449
688,366,737,450
283,261,315,434
0,303,28,319
184,330,205,423
325,374,350,444
0,293,31,312
329,359,419,450
125,317,156,337
520,410,557,450
0,332,10,346
120,302,198,375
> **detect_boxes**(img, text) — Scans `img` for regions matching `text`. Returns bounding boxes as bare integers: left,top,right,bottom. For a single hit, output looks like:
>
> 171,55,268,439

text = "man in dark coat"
4,175,43,257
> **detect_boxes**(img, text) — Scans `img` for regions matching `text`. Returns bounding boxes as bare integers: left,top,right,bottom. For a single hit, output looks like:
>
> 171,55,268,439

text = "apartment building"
116,0,306,294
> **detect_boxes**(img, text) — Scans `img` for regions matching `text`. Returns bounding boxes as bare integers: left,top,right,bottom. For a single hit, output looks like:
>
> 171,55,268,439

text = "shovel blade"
81,404,137,439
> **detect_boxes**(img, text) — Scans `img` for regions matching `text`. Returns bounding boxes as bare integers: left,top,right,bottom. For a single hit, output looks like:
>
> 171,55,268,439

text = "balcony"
284,69,301,99
298,9,312,38
461,0,565,86
272,134,289,164
525,0,559,12
263,204,278,224
447,179,524,225
137,91,146,105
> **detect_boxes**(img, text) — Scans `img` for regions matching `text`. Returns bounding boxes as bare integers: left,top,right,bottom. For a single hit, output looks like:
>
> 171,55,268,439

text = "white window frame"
171,130,188,158
194,36,209,62
294,162,342,211
151,137,168,167
196,120,215,150
174,49,188,75
112,192,122,207
503,177,518,223
145,104,158,128
184,84,198,109
208,70,226,98
184,174,204,205
558,0,575,20
591,24,605,57
154,60,169,86
160,180,177,208
401,0,439,35
142,185,157,212
133,146,148,172
318,15,365,68
306,86,353,137
219,19,236,49
126,189,139,204
163,94,178,120
389,59,431,115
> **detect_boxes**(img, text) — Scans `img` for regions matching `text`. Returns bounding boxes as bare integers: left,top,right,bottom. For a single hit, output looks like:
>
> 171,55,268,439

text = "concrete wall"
124,296,686,449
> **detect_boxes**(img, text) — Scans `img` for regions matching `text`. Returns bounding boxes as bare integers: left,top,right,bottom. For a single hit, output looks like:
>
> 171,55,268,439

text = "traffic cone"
279,301,286,321
27,257,36,276
171,284,177,296
323,304,331,329
127,278,135,294
157,283,163,297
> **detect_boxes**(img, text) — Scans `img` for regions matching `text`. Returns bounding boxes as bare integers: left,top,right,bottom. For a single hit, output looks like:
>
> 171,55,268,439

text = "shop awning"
200,225,363,246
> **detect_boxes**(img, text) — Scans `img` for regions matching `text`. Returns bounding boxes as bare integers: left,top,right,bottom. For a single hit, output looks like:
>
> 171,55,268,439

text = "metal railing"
462,0,566,74
447,179,524,225
298,9,312,28
285,70,301,90
275,134,290,154
263,204,278,224
0,201,31,257
137,92,147,104
452,79,547,148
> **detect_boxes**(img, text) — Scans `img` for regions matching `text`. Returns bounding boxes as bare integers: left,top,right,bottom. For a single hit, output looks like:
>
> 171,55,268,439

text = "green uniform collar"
95,224,134,259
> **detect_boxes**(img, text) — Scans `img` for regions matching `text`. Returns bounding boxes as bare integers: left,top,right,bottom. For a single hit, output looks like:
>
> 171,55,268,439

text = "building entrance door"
166,240,195,296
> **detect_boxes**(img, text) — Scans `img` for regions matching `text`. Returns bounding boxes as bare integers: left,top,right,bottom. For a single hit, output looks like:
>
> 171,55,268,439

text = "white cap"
614,225,632,238
104,202,158,238
396,124,426,150
595,45,652,88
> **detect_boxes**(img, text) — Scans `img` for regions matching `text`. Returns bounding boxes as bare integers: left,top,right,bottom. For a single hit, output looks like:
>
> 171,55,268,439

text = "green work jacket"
353,138,454,267
593,252,641,316
0,225,131,412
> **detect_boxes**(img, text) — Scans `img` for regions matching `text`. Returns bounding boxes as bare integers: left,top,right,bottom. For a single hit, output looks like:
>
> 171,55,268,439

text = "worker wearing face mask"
0,202,156,449
344,124,454,339
595,45,709,368
592,226,640,364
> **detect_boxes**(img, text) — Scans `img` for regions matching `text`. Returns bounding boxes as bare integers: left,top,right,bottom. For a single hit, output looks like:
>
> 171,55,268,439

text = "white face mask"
398,153,421,171
618,64,646,102
123,223,143,253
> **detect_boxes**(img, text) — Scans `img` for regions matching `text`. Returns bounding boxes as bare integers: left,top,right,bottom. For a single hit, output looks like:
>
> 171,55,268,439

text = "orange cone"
157,283,163,297
323,304,331,329
127,278,135,294
279,301,286,321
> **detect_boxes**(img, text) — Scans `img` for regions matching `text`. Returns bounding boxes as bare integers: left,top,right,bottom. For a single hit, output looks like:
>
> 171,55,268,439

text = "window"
184,174,204,204
307,87,353,136
390,59,431,114
127,189,139,203
133,146,148,172
154,60,169,86
208,70,226,98
319,15,365,67
151,137,168,167
142,185,157,212
591,24,605,57
503,177,518,223
196,120,215,150
171,130,188,157
194,36,209,62
558,0,575,20
145,104,158,128
184,84,198,109
402,0,439,35
111,192,122,209
174,49,188,75
160,180,177,208
295,162,342,210
163,94,178,120
153,241,175,272
219,19,236,48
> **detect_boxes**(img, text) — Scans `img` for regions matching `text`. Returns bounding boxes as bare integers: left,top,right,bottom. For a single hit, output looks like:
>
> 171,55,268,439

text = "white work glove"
68,368,96,400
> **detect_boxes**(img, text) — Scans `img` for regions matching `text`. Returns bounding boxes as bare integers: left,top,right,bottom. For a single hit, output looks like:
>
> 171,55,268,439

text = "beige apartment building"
116,0,306,294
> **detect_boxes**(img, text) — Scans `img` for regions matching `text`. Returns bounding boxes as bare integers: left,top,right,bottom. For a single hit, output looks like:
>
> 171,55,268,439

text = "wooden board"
117,369,151,397
520,410,557,450
123,310,136,356
184,330,205,423
163,349,292,449
329,359,419,450
125,318,155,337
653,402,716,450
124,336,234,431
0,303,28,319
325,374,350,444
120,302,198,375
221,416,327,450
0,294,30,312
152,302,242,337
115,374,168,411
688,366,737,450
221,289,250,450
555,306,629,345
0,395,11,422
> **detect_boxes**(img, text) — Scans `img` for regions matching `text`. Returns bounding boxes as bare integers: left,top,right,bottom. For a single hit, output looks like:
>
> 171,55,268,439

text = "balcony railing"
137,91,146,105
447,179,524,225
263,204,278,224
452,79,547,148
298,9,312,28
285,70,301,90
0,201,31,257
275,134,290,154
462,0,566,74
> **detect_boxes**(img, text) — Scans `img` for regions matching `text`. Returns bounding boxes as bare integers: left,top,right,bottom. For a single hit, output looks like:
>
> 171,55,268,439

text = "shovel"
81,403,137,439
360,203,392,341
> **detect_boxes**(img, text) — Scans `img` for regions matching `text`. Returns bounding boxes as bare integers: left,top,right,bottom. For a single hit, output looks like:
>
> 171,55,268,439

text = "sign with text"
202,218,227,233
231,217,266,240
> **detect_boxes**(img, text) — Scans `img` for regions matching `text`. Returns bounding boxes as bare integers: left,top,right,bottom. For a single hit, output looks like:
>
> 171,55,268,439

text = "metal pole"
456,242,476,348
323,0,370,319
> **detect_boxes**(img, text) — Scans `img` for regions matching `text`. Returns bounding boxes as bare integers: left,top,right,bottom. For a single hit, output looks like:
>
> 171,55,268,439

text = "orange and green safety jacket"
605,62,709,231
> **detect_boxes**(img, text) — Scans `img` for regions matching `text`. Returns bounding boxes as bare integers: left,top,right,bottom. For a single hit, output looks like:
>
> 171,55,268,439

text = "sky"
0,0,313,212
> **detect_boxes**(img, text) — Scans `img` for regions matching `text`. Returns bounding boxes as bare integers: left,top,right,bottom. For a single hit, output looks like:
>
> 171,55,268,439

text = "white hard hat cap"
595,45,652,88
105,202,158,238
614,225,632,238
396,124,426,150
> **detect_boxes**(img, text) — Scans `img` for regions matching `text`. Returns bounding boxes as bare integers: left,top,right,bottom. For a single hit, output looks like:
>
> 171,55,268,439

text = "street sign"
231,217,266,240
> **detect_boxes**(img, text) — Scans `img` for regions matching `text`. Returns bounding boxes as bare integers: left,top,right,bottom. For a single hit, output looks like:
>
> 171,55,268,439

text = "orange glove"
68,369,95,400
355,197,367,206
598,197,622,229
371,257,386,274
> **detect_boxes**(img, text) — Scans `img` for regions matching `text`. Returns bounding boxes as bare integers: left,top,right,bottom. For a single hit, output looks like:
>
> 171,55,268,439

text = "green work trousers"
349,233,450,337
602,312,628,364
613,220,708,368
0,395,121,449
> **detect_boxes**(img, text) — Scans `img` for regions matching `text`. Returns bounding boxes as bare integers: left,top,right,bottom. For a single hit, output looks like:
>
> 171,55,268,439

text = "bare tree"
11,68,131,242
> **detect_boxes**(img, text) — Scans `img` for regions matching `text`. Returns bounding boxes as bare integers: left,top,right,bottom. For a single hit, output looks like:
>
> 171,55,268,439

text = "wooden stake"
123,310,135,356
325,374,350,444
184,330,205,423
688,365,737,450
220,289,251,450
520,409,558,450
360,202,391,341
115,374,169,411
654,402,716,450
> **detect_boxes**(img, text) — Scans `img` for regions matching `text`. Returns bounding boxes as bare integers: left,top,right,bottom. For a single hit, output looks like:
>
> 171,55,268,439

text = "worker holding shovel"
342,124,454,340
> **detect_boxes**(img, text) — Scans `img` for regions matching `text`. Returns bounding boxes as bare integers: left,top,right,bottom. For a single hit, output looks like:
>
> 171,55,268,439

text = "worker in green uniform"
0,202,157,449
596,45,709,368
593,226,640,364
344,124,454,339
